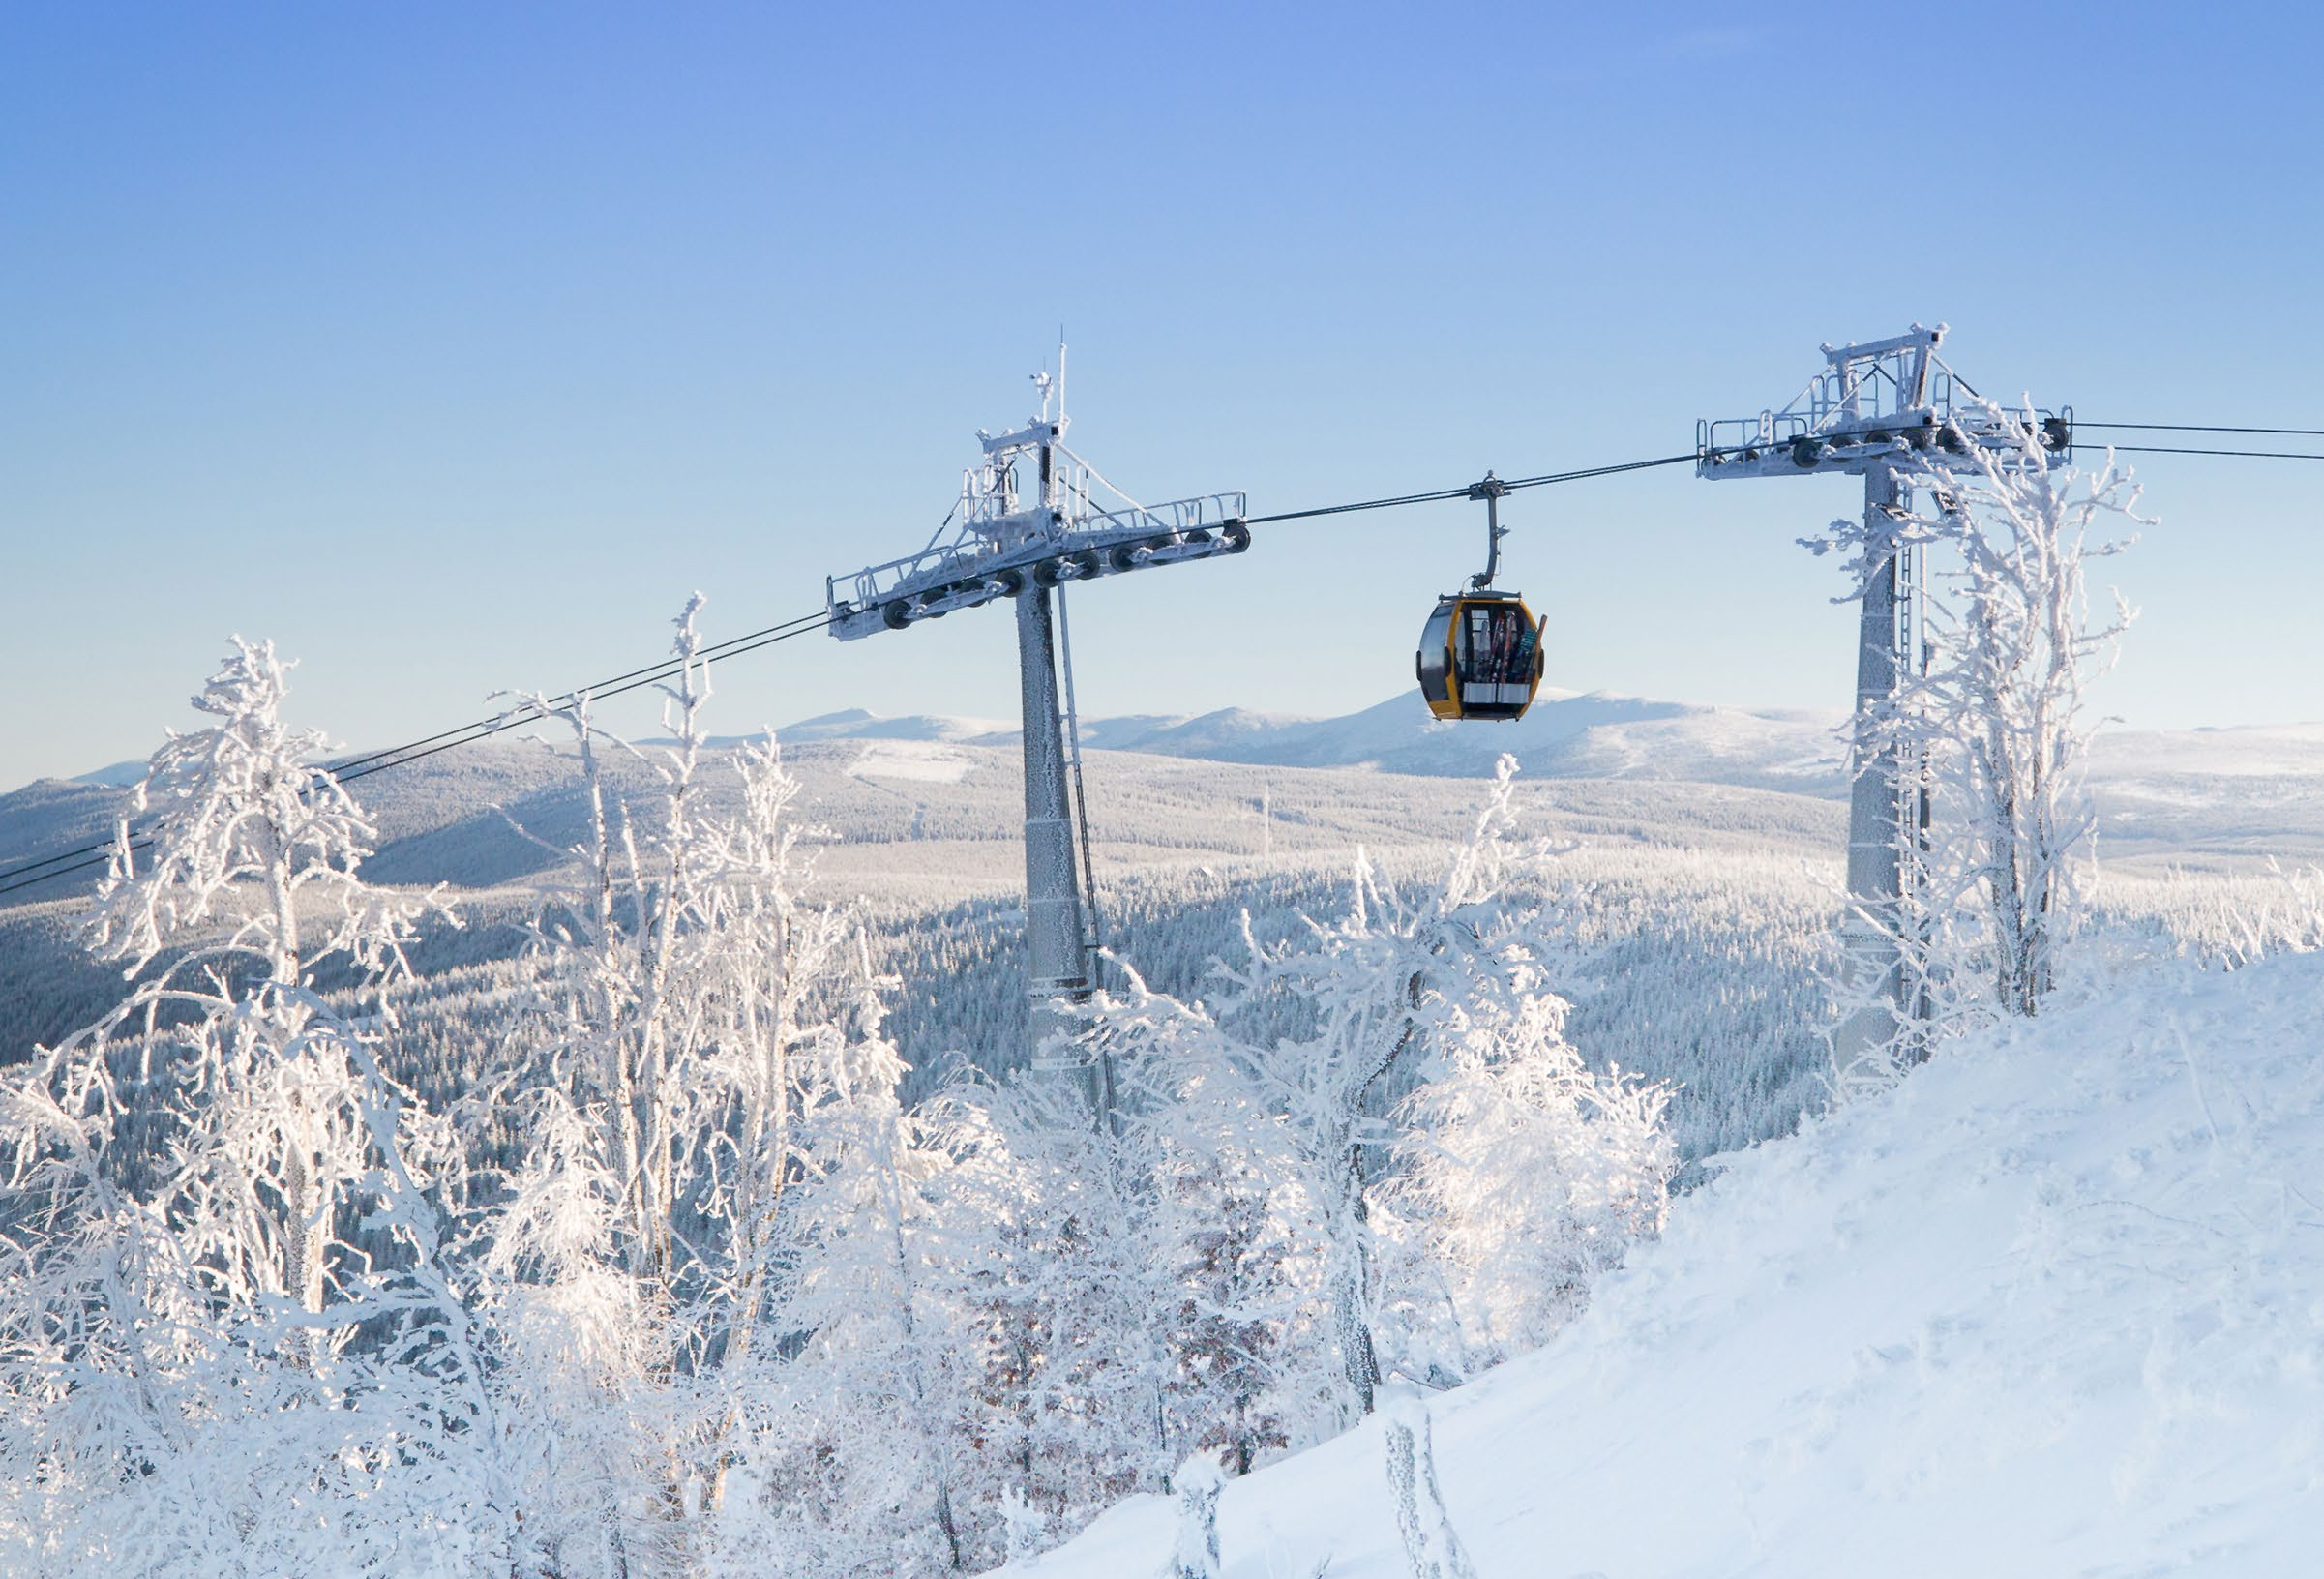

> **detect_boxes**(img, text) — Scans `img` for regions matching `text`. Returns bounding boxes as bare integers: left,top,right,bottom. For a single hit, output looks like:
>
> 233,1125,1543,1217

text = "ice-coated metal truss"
1696,323,2071,480
825,372,1248,641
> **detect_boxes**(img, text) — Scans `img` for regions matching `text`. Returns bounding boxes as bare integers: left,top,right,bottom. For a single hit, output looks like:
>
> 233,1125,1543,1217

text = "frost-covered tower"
1697,325,2071,1058
827,356,1247,1107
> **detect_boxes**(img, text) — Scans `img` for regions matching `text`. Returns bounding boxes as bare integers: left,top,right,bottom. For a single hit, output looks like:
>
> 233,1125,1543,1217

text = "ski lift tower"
1696,324,2071,1060
825,358,1248,1113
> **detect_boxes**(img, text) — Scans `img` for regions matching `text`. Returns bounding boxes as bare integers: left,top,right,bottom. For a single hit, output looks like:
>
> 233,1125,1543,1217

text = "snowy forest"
3,409,2316,1577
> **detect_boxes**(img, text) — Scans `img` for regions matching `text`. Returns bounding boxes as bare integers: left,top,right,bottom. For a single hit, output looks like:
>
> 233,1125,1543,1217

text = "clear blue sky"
6,1,2320,787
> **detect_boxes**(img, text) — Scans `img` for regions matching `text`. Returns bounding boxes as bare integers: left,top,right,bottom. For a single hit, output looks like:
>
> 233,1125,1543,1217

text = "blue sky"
5,1,2320,787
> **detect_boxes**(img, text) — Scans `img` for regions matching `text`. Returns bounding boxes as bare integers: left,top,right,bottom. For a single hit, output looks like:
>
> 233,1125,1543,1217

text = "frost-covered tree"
823,963,1327,1571
1924,415,2139,1015
1805,403,2141,1083
1070,759,1672,1433
1076,968,1335,1472
474,1089,661,1578
1205,760,1586,1417
0,638,510,1575
1383,987,1672,1374
1146,1087,1309,1476
712,994,978,1579
480,597,954,1574
931,1057,1183,1552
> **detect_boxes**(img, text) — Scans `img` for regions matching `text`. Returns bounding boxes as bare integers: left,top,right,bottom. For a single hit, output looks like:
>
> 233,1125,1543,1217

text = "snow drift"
998,951,2324,1577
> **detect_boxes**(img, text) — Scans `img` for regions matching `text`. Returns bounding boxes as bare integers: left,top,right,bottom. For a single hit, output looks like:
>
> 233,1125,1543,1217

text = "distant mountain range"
770,688,1852,792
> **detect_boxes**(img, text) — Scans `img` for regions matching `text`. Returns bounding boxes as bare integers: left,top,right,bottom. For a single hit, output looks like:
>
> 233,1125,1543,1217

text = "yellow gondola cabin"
1415,590,1544,722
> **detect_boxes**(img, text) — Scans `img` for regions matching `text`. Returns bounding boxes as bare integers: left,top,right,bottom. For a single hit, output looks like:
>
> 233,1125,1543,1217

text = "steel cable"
0,613,832,901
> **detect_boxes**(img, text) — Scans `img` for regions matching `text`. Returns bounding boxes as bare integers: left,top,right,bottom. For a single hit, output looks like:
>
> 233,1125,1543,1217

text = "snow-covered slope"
1005,953,2324,1577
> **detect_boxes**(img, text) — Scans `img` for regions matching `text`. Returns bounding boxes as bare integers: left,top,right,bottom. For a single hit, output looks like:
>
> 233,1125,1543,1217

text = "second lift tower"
1698,324,2071,1060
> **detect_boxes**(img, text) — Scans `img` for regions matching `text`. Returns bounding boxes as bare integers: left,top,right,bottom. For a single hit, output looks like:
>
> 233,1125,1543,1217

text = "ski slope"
1000,952,2324,1577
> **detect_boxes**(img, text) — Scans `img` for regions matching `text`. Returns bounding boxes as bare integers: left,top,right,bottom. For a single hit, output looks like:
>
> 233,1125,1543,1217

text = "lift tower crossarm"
1697,322,2072,482
823,388,1248,642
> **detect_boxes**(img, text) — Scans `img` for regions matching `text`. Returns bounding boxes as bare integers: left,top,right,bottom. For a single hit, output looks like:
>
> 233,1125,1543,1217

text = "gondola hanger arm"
1466,470,1511,590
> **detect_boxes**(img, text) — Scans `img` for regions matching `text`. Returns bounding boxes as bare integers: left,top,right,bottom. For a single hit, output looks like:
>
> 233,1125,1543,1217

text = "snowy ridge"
1003,953,2324,1577
777,689,1843,790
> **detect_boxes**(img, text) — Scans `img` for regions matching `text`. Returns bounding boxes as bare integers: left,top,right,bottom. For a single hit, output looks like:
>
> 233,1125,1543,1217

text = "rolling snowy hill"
998,951,2324,1578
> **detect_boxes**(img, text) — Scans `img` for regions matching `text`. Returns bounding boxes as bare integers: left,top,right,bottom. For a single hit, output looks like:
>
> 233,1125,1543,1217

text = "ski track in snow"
999,953,2324,1578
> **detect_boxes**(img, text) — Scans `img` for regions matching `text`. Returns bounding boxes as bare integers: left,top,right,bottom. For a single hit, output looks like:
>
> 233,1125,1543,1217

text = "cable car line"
1242,451,1702,526
2077,442,2324,462
0,608,838,891
8,422,2321,899
0,612,834,901
335,612,837,793
1501,452,1705,490
1240,482,1474,524
2075,422,2324,438
324,608,834,783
